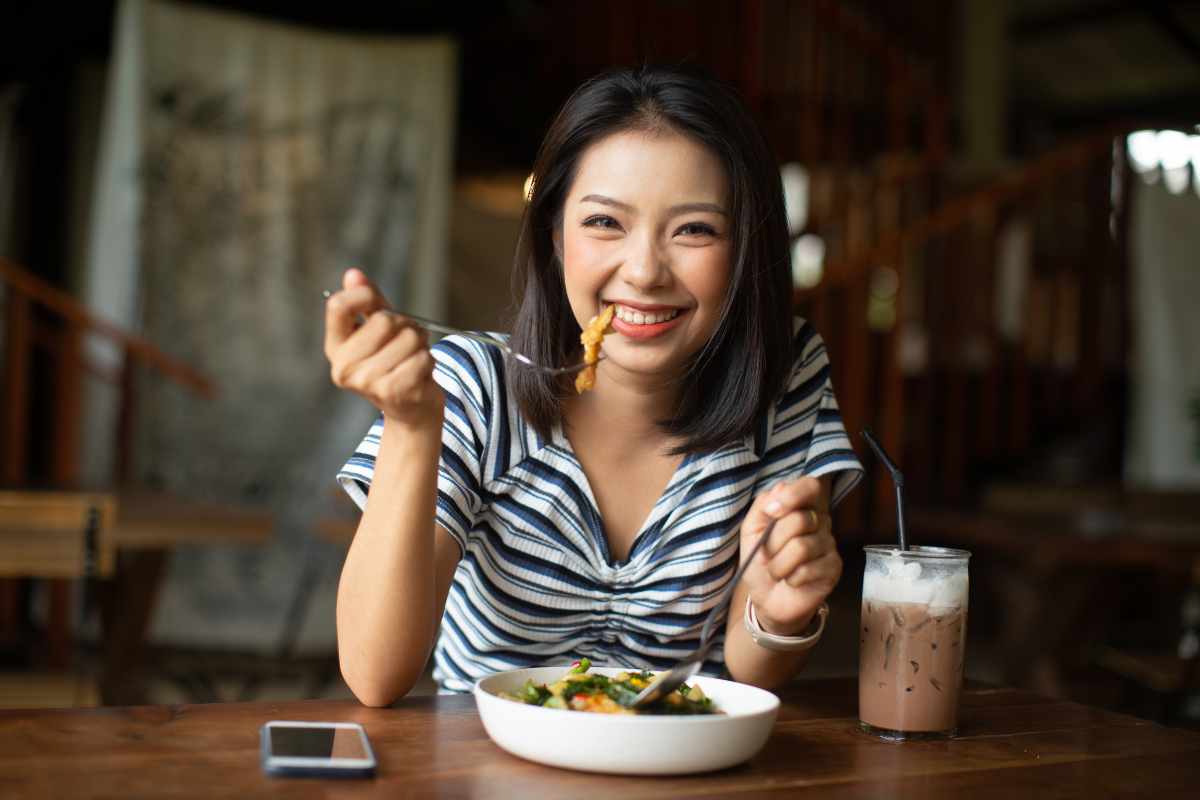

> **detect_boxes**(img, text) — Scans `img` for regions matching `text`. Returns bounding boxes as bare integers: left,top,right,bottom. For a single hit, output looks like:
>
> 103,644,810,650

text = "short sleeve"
757,320,864,507
335,336,495,555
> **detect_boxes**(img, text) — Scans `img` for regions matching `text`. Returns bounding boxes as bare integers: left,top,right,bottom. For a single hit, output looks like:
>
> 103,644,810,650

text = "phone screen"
268,726,370,759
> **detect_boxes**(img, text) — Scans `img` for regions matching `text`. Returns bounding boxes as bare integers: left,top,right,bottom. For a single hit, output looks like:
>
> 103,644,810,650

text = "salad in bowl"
474,659,779,775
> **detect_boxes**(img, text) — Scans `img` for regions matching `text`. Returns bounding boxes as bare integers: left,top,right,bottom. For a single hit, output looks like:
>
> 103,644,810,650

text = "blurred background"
1,0,1198,726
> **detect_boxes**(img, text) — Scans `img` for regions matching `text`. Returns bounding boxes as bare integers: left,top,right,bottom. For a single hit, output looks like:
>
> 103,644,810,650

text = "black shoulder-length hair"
507,65,795,455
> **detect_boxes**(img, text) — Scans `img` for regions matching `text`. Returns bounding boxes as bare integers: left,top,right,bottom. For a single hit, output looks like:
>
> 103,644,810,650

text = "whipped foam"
862,550,968,609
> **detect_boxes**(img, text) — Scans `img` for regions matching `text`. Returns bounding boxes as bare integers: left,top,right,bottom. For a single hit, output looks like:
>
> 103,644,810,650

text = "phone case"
259,724,377,779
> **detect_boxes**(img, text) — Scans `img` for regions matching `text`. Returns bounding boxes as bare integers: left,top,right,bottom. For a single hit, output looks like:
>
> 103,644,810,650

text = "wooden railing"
749,0,950,164
793,127,1133,534
1,256,216,489
1,256,217,672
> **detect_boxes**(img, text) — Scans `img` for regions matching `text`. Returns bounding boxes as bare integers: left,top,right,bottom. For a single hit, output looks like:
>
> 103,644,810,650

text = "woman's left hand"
738,476,840,635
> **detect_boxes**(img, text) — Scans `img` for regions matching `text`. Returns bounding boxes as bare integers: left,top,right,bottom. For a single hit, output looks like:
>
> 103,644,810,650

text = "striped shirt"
338,318,863,693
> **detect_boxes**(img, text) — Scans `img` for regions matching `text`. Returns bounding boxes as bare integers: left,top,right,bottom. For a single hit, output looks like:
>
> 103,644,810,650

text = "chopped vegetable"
498,659,718,715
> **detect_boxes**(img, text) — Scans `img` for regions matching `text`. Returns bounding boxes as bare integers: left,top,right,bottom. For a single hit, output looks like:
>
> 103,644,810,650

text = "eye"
582,214,622,231
675,221,718,237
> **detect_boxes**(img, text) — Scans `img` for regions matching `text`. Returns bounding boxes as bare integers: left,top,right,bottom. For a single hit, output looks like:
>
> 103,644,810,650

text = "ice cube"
902,561,922,581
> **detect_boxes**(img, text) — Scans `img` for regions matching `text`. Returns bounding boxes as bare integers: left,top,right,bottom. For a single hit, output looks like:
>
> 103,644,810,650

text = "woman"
326,66,862,705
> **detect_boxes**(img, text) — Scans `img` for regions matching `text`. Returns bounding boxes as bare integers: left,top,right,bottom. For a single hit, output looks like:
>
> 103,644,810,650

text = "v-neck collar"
537,418,766,570
545,419,696,568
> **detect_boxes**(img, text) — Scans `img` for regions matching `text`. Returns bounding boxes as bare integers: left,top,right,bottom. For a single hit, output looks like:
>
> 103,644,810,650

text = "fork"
627,519,778,709
323,290,602,376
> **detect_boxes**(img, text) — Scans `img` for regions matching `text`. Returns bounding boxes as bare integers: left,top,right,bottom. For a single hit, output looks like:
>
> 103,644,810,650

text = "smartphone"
260,720,377,778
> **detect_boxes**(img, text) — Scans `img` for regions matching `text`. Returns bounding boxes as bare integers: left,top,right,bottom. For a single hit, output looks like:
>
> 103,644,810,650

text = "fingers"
758,508,823,557
378,348,437,402
742,477,824,541
324,269,391,356
343,267,371,290
741,476,842,599
337,321,430,391
330,314,428,390
762,526,834,582
782,549,843,590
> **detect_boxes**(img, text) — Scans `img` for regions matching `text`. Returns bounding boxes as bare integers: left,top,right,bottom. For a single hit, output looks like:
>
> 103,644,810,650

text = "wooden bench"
0,491,118,708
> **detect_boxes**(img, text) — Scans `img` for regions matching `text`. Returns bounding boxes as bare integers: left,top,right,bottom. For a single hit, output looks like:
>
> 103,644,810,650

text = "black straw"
861,429,908,551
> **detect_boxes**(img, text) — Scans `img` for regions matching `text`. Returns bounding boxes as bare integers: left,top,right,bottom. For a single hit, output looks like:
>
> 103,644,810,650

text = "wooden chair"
1094,555,1200,726
0,491,117,708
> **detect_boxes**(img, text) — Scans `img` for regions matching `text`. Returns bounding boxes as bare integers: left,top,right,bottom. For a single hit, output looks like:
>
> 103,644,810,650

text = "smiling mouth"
611,304,683,326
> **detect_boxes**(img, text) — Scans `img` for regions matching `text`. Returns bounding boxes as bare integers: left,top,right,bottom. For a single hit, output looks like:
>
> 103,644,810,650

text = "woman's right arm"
324,268,461,706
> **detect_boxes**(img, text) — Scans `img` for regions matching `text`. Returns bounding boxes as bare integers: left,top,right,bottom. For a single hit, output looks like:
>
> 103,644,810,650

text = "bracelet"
743,598,828,653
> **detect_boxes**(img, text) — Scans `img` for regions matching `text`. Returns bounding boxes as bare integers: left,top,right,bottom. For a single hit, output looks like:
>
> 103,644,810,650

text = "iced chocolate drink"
859,545,970,740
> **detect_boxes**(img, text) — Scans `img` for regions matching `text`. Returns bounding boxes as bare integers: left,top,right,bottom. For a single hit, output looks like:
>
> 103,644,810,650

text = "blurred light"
1157,130,1191,170
867,266,898,331
780,163,809,235
1160,131,1192,194
791,233,824,288
1191,135,1200,199
523,173,534,203
1164,164,1191,195
869,266,899,300
1127,130,1159,173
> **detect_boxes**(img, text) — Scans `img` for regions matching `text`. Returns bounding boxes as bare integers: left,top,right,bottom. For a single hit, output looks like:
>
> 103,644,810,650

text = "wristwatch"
743,598,828,653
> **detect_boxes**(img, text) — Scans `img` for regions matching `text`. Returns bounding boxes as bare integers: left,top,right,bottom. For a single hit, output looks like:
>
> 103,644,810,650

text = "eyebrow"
579,194,728,217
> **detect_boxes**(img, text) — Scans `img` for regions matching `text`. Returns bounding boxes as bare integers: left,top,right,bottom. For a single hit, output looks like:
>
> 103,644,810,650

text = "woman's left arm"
723,476,840,688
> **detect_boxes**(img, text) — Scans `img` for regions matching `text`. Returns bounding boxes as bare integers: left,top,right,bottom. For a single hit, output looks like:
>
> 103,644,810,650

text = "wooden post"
807,2,824,163
942,226,969,503
50,323,84,488
2,292,31,485
0,288,29,666
45,322,86,669
874,174,905,534
975,206,1000,461
0,289,25,659
839,170,873,535
116,345,137,486
886,48,909,152
741,0,764,117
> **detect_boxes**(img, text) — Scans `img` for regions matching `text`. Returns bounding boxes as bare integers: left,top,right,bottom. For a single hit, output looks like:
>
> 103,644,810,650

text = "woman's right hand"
324,267,444,429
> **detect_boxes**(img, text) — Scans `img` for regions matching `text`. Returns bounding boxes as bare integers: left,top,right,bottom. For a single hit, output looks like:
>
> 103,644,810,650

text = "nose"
620,232,670,290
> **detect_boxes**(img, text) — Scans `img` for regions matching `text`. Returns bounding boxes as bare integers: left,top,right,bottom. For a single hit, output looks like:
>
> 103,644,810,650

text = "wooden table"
4,678,1199,798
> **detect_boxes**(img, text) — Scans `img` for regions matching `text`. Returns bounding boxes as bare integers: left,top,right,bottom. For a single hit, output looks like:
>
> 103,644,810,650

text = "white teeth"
613,305,681,325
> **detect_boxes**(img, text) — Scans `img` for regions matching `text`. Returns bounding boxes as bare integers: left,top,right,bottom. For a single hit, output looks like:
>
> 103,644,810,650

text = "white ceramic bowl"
473,666,780,775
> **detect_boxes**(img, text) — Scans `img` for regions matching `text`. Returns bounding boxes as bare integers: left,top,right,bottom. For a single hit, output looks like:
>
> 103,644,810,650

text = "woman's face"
558,129,733,387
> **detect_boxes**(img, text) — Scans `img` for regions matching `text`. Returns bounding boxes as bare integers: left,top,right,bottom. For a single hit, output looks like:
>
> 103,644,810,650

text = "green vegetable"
520,679,551,705
498,658,718,714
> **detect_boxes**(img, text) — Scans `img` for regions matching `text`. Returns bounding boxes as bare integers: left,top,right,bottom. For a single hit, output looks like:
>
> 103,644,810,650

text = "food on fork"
574,304,616,394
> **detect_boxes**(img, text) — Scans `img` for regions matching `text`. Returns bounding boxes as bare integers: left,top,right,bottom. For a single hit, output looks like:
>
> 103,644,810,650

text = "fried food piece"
574,304,615,394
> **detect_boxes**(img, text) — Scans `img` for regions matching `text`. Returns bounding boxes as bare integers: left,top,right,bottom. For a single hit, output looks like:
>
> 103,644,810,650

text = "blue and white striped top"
338,319,863,693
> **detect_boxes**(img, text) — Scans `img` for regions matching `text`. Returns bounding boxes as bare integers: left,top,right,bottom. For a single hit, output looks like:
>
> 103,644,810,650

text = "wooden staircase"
793,128,1133,536
0,255,221,704
735,1,1131,535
